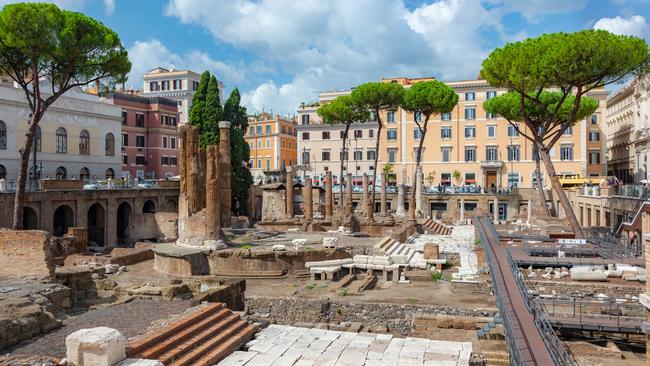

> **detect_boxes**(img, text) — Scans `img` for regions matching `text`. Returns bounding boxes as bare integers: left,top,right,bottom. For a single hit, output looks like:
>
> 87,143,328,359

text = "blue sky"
2,0,649,115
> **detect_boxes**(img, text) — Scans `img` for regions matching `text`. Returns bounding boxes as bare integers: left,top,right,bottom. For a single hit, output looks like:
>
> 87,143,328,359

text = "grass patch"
304,245,314,252
431,272,451,282
305,283,316,290
336,308,343,315
474,238,481,246
240,245,252,250
340,288,348,297
406,298,418,304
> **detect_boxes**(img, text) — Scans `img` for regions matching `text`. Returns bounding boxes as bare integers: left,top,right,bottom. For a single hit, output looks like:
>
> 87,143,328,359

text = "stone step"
384,241,400,255
348,274,377,294
170,319,252,366
192,324,259,366
375,237,392,251
126,303,224,357
136,308,232,360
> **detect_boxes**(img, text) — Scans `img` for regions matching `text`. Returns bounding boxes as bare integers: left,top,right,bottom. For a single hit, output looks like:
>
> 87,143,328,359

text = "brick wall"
0,229,55,278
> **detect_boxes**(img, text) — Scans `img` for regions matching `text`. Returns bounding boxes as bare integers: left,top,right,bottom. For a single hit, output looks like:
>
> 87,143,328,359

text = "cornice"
0,98,121,122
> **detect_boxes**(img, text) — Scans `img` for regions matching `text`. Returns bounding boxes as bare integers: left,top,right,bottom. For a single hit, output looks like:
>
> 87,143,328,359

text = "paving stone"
217,351,258,366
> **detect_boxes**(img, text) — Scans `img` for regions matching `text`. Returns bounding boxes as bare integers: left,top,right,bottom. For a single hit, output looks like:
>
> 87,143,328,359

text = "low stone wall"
390,223,417,243
245,296,498,336
450,280,492,295
530,280,643,299
63,243,154,267
39,179,84,190
191,279,247,311
0,229,54,278
129,212,178,242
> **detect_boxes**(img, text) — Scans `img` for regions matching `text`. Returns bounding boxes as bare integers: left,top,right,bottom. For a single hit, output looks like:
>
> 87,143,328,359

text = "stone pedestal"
218,121,232,228
396,184,406,216
325,171,333,219
286,167,294,219
380,172,387,215
66,327,126,366
304,178,313,220
346,173,353,215
415,166,423,217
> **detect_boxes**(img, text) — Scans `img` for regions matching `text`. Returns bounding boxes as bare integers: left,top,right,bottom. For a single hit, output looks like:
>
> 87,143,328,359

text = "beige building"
245,113,298,182
297,77,607,191
141,67,224,125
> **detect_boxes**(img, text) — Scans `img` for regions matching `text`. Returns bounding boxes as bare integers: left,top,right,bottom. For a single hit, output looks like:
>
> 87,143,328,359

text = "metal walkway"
476,217,574,365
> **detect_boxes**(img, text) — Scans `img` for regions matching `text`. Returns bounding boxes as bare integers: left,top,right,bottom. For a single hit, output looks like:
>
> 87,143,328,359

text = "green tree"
484,91,598,216
317,95,369,206
402,80,458,208
190,72,222,148
223,88,253,215
0,3,131,229
452,170,461,186
351,82,404,219
481,29,649,238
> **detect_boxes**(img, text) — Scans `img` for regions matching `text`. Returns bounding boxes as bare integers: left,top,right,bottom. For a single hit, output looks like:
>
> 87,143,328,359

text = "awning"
465,179,476,184
441,179,450,183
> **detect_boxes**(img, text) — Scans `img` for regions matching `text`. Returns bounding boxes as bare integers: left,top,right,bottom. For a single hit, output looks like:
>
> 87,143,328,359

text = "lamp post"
509,136,514,188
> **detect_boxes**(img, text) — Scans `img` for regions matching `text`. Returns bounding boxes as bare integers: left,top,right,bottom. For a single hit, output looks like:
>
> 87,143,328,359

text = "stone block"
66,327,126,366
423,243,439,260
322,237,339,248
0,229,54,278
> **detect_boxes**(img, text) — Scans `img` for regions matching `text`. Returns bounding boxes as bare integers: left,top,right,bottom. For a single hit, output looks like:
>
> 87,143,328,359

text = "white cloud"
126,39,246,91
103,0,115,15
594,15,649,37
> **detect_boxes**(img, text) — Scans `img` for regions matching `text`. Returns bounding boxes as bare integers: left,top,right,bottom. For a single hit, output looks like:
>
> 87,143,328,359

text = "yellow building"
245,113,298,181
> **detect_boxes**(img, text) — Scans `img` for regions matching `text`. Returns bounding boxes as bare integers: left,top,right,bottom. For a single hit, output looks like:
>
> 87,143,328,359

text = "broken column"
218,121,231,228
304,177,314,220
408,189,416,221
396,183,406,216
205,145,221,240
527,199,532,224
346,173,353,215
460,198,465,223
178,125,208,245
362,173,373,219
380,172,387,215
493,198,499,223
415,166,423,216
286,167,294,219
325,171,333,220
362,174,368,207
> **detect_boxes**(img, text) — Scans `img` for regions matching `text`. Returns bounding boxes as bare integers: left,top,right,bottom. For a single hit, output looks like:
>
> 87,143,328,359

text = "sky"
2,0,649,116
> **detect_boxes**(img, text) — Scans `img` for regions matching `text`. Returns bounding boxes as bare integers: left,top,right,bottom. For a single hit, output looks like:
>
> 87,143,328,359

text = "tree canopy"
351,82,404,113
402,80,458,118
317,95,369,126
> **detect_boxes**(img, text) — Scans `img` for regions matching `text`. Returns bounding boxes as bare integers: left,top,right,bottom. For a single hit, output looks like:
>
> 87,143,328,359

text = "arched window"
56,127,67,153
0,164,5,179
79,130,90,155
105,133,115,156
56,166,67,179
34,126,41,152
80,167,90,180
0,121,6,150
105,168,114,179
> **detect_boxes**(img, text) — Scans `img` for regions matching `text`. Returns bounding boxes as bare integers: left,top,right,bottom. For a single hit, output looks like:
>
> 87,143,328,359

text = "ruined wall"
530,280,643,299
0,229,54,278
129,212,178,241
262,190,286,222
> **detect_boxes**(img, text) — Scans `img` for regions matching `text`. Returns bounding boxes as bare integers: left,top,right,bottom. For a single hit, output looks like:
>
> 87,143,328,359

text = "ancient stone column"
362,174,369,207
325,171,333,219
493,198,499,223
396,184,406,216
218,121,232,228
286,167,294,219
415,166,423,216
205,145,221,240
460,198,465,223
408,188,416,221
346,173,353,215
304,177,314,220
380,172,387,215
527,199,532,224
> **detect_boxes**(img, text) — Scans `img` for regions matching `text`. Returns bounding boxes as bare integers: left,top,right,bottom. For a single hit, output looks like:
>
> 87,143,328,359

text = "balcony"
480,160,504,169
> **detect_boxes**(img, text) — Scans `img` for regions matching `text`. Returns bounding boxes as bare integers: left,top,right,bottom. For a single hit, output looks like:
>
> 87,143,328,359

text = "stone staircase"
422,218,452,235
126,303,258,366
374,237,416,265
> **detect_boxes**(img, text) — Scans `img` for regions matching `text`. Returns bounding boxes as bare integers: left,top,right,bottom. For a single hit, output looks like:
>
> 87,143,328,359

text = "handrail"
614,187,650,235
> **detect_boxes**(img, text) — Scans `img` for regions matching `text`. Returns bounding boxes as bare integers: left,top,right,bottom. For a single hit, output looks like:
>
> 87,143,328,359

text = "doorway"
53,205,74,236
116,202,132,245
486,171,497,191
23,207,38,230
87,203,105,246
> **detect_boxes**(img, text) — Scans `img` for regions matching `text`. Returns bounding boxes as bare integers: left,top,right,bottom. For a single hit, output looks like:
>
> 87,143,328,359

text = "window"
282,125,286,134
301,114,310,125
415,111,422,122
387,111,395,123
590,114,598,124
532,171,544,186
121,111,127,126
192,81,199,90
465,107,476,120
464,126,476,138
465,92,475,101
136,113,144,128
0,164,5,179
266,158,271,171
105,133,115,156
0,121,5,150
486,91,497,99
122,155,128,164
487,125,496,138
464,147,476,162
486,112,496,119
282,139,286,148
170,137,176,149
369,129,374,138
322,151,331,161
136,155,146,165
256,126,262,134
441,126,452,139
589,150,601,164
79,167,90,179
122,133,128,147
249,127,254,135
563,126,572,136
340,131,346,139
414,128,423,139
388,148,397,163
340,150,348,161
106,168,114,179
56,166,67,179
56,127,67,153
163,136,168,148
387,129,397,140
486,146,498,161
507,145,520,161
589,131,600,142
257,158,262,169
161,80,169,91
149,81,158,91
369,110,377,122
302,132,310,140
170,116,177,126
136,135,145,148
265,125,271,134
173,79,181,90
34,126,41,152
354,130,362,138
560,144,573,161
257,140,262,148
465,172,476,184
367,150,376,161
266,139,271,148
161,156,169,165
354,150,362,160
442,147,451,162
249,141,254,149
441,112,451,121
508,172,520,188
507,125,519,137
322,131,330,140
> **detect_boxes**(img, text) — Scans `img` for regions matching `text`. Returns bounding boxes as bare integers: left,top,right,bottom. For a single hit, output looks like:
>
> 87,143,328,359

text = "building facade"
105,93,180,180
245,113,298,182
297,77,607,189
140,67,223,125
0,79,122,182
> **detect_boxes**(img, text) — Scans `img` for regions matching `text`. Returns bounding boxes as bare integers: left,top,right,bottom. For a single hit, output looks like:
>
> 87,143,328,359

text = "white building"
140,67,224,125
0,78,122,182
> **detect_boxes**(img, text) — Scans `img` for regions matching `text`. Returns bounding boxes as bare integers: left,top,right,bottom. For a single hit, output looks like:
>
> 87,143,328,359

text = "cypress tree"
224,88,253,215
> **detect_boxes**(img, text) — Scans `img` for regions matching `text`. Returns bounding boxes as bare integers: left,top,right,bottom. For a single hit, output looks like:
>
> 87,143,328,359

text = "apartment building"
141,67,223,124
0,78,121,182
245,113,298,181
297,77,607,189
104,93,180,180
606,73,650,183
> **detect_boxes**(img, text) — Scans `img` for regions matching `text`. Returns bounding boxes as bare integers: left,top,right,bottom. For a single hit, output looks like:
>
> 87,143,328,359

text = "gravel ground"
8,299,191,358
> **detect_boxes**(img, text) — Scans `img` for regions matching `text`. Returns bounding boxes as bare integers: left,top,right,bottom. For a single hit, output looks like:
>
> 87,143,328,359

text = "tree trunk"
370,112,382,221
539,146,584,239
13,118,38,230
533,143,550,217
339,124,351,208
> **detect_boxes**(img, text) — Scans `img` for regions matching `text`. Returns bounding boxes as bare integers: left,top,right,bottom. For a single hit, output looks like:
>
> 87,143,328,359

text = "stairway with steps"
126,303,259,366
373,237,444,269
422,218,452,235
